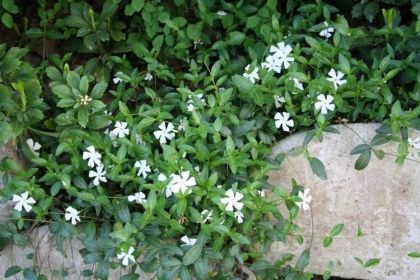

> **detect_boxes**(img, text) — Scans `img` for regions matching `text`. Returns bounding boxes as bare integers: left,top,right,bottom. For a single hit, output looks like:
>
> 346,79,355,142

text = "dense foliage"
0,0,419,279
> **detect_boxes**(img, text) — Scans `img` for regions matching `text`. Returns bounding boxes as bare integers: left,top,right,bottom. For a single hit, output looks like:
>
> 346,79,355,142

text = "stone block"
266,123,420,280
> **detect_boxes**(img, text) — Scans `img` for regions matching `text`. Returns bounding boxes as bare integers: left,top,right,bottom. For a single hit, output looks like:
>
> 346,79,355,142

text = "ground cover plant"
0,0,419,279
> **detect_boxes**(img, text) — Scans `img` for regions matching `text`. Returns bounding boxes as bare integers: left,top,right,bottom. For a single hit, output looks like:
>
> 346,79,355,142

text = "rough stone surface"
267,123,420,280
0,226,153,280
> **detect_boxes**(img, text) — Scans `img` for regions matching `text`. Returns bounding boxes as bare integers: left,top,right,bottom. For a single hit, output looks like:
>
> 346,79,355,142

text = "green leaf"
370,134,389,146
118,101,130,116
246,16,260,28
46,67,62,81
183,244,203,265
323,236,333,247
249,260,271,271
138,117,155,131
179,266,192,280
78,106,90,128
5,266,22,278
51,85,72,99
408,252,420,258
230,232,250,245
350,144,371,155
186,22,203,41
79,76,89,94
233,120,255,137
373,149,385,160
232,74,254,93
132,0,144,11
354,257,364,266
354,150,371,170
227,31,245,45
91,82,107,99
309,157,327,180
330,223,344,237
1,13,13,28
116,204,131,223
57,99,75,108
2,0,18,13
79,192,96,202
338,53,350,74
364,258,380,267
295,249,310,271
22,268,37,280
0,121,14,144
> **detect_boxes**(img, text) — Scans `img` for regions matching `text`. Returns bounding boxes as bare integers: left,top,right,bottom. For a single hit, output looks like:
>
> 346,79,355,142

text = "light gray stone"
267,123,420,280
0,225,154,280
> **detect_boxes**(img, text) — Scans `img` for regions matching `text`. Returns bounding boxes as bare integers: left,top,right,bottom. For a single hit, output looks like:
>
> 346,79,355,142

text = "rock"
266,123,420,280
0,225,154,279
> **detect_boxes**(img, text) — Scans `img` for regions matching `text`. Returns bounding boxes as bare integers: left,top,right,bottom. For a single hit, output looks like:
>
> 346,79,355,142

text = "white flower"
296,188,312,211
26,139,41,157
267,42,294,70
158,173,168,182
134,160,151,178
105,129,118,147
165,181,174,197
144,72,153,81
292,78,304,91
187,93,206,112
274,96,286,108
216,11,227,17
193,39,203,49
201,209,213,223
83,146,102,168
315,94,335,115
88,165,107,186
153,122,176,144
65,206,81,225
170,171,196,195
111,121,130,138
269,42,293,57
178,118,187,131
257,190,266,197
276,54,294,70
261,55,282,73
326,69,346,90
408,137,420,149
221,189,244,212
157,173,175,197
12,191,36,212
274,112,294,132
243,65,259,84
319,22,334,38
234,211,244,223
181,235,197,246
128,192,147,204
187,103,195,112
113,72,124,84
117,247,135,266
